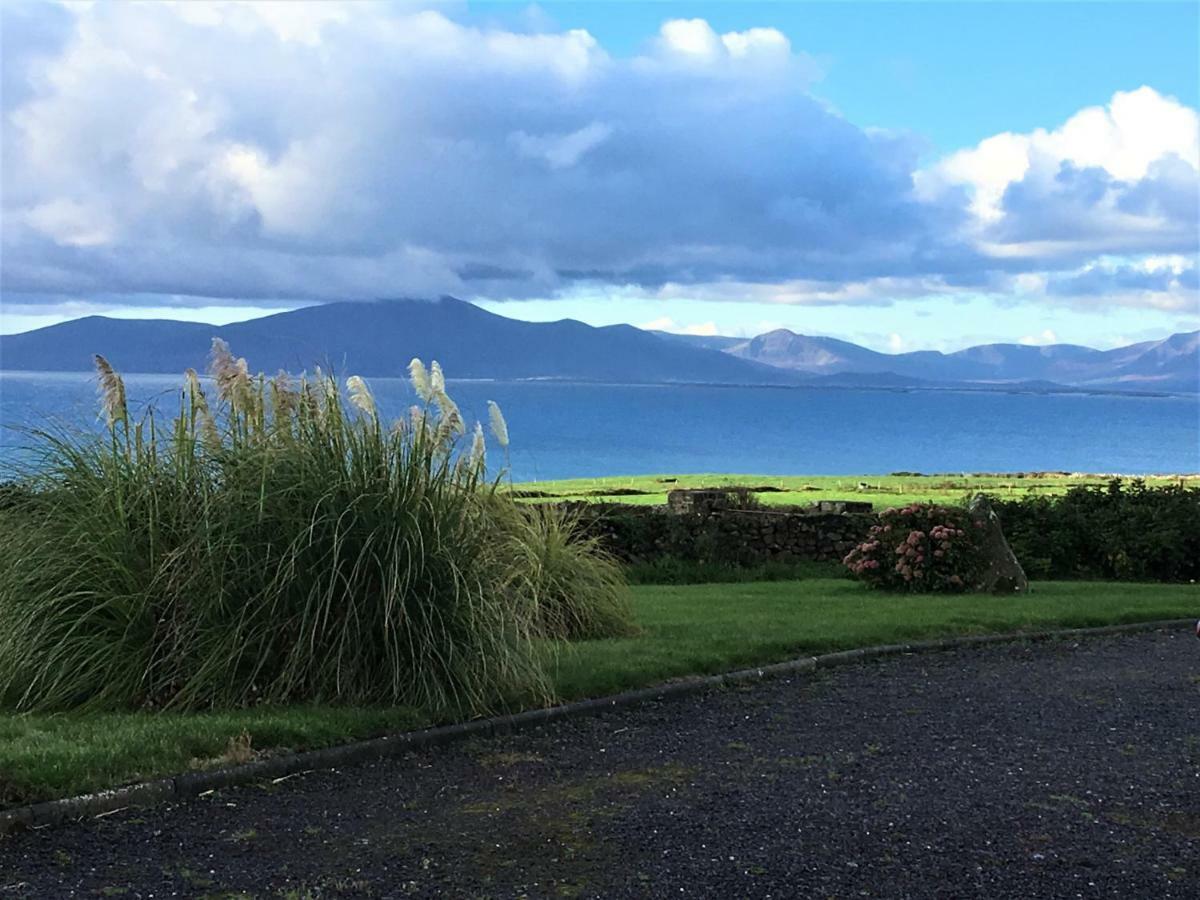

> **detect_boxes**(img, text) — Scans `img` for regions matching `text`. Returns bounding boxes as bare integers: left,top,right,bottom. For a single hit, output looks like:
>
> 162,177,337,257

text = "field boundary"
2,617,1193,836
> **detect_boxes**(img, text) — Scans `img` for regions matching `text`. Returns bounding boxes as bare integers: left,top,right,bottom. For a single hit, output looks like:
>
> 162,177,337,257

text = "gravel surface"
2,629,1198,899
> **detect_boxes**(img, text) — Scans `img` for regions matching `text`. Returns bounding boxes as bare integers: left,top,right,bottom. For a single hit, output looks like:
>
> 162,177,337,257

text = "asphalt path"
2,629,1197,898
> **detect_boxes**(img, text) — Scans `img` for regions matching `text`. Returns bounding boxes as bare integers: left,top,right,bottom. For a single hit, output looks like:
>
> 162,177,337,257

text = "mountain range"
0,298,793,386
659,328,1200,392
1,297,1196,394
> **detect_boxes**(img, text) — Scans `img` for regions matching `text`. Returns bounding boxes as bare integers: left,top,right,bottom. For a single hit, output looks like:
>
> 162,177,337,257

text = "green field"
2,578,1195,809
509,472,1200,508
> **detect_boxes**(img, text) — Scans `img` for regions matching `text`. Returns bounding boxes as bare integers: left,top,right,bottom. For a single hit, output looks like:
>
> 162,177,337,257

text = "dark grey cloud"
1046,262,1194,299
994,157,1199,252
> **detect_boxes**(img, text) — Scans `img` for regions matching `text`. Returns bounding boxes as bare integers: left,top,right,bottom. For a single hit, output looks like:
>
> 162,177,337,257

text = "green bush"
987,479,1200,582
0,344,633,714
494,503,635,640
842,503,985,593
722,488,763,510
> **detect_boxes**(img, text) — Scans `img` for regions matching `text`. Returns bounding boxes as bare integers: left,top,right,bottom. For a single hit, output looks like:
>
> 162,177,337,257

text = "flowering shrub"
843,503,985,593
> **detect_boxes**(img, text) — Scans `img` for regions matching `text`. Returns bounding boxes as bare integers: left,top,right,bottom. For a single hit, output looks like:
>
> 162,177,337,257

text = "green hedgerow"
987,479,1200,582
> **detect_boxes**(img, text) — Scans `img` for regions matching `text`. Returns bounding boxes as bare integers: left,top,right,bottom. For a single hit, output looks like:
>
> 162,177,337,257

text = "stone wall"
568,500,878,565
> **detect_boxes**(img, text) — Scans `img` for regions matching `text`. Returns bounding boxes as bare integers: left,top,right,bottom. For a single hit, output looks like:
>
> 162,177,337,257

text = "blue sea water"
1,371,1197,480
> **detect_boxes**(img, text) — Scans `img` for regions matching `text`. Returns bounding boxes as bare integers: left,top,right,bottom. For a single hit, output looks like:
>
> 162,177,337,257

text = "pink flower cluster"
842,504,982,593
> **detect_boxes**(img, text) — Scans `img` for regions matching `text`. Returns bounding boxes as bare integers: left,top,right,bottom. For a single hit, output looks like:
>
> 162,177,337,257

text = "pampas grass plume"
408,359,432,402
488,400,509,448
346,375,377,418
435,391,465,437
469,421,486,471
93,354,127,426
185,367,221,448
209,338,250,406
271,371,298,418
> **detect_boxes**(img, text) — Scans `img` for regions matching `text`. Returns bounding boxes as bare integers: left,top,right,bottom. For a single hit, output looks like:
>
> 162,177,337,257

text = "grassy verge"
2,579,1196,809
0,707,427,811
624,559,844,585
547,580,1198,698
511,472,1199,508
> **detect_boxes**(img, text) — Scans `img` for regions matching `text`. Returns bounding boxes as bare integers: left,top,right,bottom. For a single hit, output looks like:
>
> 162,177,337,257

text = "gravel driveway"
2,629,1197,898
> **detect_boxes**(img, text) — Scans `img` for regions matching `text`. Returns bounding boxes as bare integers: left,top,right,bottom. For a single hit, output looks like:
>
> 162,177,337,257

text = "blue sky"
480,1,1200,153
1,1,1197,351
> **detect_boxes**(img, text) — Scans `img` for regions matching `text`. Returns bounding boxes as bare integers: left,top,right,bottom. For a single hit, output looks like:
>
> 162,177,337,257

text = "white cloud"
510,122,613,169
656,19,791,64
924,87,1199,218
0,298,307,335
215,137,348,237
164,1,353,45
721,27,790,59
919,87,1199,257
638,316,720,336
1019,329,1058,346
1047,87,1197,181
652,275,955,307
615,254,1197,315
24,198,114,246
924,131,1031,223
659,19,721,58
640,316,674,331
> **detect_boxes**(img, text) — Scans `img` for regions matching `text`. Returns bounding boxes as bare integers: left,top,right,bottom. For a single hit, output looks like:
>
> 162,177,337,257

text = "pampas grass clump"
493,504,636,641
0,343,633,714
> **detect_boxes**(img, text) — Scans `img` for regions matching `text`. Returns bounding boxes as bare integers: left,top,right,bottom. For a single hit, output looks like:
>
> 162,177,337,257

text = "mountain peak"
0,299,801,386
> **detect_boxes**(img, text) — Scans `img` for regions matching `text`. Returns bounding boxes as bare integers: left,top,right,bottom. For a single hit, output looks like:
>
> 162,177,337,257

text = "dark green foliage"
721,488,763,510
987,479,1200,582
0,482,32,511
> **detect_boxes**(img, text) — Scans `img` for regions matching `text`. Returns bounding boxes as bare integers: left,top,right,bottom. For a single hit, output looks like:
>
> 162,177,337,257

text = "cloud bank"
2,2,1197,316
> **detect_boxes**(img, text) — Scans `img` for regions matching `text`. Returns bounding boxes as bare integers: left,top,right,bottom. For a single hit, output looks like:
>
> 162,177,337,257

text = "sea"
1,371,1198,481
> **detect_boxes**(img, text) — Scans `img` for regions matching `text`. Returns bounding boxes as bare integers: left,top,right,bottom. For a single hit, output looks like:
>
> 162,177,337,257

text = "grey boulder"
968,494,1030,594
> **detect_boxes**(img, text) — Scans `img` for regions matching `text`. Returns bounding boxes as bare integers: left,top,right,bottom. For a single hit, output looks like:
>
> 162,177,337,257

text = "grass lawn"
511,472,1200,509
547,580,1199,698
2,579,1196,809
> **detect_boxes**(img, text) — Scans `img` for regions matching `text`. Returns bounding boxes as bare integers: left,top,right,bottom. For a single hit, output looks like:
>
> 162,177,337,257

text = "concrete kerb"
1,617,1192,835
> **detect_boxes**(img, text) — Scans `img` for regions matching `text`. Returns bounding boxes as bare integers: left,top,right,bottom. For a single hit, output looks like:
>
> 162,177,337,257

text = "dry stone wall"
568,501,878,565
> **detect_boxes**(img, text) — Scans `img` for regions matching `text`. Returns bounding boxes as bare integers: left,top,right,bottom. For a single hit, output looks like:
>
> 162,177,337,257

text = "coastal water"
1,371,1197,480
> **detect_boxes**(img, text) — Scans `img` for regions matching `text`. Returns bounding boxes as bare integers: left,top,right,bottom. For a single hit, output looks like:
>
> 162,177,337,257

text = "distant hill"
649,332,745,352
665,328,1199,393
0,298,801,386
1,299,1194,393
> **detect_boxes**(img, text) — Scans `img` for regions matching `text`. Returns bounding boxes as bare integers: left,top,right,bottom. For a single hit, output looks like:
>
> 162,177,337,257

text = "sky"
1,0,1198,352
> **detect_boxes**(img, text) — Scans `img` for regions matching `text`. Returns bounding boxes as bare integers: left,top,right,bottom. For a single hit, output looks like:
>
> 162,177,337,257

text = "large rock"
968,494,1029,593
667,489,732,516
